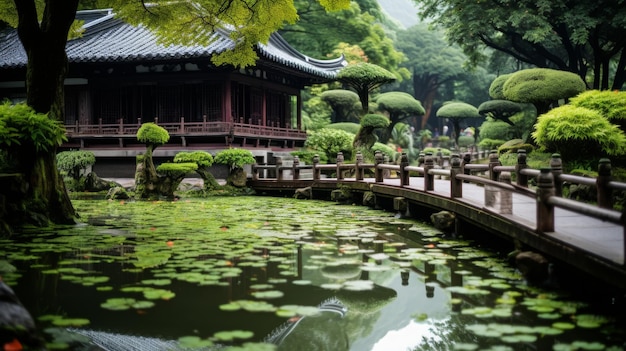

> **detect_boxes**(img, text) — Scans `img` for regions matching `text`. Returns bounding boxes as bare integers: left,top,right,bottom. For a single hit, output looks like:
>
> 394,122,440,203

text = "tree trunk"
12,0,80,226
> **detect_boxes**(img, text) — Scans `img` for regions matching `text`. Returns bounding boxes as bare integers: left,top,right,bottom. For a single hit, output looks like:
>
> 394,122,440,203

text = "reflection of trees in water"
336,285,397,340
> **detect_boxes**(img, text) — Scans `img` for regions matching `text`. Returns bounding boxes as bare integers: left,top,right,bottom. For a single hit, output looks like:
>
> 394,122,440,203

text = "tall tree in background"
0,0,351,227
414,0,626,90
394,24,467,129
280,0,408,78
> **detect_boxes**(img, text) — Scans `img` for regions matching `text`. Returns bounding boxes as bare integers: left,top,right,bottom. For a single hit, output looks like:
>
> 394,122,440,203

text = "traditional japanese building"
0,9,345,175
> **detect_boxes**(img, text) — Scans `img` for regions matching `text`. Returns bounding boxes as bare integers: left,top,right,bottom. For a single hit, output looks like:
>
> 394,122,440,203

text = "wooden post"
118,118,123,134
488,150,500,181
355,152,364,181
400,152,410,186
536,168,555,232
450,154,462,198
276,157,284,181
597,158,613,209
180,116,185,132
550,153,563,197
499,172,512,214
313,154,321,180
418,152,425,168
292,156,300,180
336,152,344,180
424,156,434,191
252,164,259,181
516,149,528,187
462,152,471,182
375,150,384,183
436,148,443,167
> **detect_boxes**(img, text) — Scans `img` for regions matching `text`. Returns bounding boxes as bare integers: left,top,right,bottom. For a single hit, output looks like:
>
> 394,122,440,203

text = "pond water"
1,196,625,351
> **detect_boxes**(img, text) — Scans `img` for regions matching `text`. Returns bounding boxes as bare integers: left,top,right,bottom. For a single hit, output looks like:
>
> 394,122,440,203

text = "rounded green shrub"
137,122,170,146
56,150,96,180
532,105,626,160
174,151,214,167
214,148,256,169
305,128,355,162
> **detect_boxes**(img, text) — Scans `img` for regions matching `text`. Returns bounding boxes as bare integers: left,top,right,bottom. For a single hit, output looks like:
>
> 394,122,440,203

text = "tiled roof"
0,9,346,79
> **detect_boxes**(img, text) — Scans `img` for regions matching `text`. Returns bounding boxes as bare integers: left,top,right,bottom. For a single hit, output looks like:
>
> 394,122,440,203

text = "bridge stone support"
375,151,384,183
450,154,462,198
424,156,434,191
597,158,613,209
516,149,528,187
537,168,555,232
400,153,410,186
394,196,409,217
550,153,563,197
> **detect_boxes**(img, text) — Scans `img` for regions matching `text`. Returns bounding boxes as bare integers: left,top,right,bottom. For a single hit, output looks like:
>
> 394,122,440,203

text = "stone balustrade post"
400,153,410,186
375,151,384,183
313,154,321,180
276,157,284,181
537,168,555,232
292,156,300,180
499,172,513,214
424,156,434,191
516,149,528,187
550,153,563,197
597,158,613,209
418,152,425,168
488,150,501,181
336,152,344,180
450,154,462,198
355,152,364,181
436,148,443,167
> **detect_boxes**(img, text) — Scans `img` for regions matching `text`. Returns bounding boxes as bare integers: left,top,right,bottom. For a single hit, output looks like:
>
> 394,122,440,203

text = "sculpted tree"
436,102,481,147
214,148,256,187
477,100,523,126
414,0,626,89
337,63,396,116
173,151,221,191
0,0,350,227
374,92,425,144
353,113,389,150
135,122,170,199
320,90,361,123
502,68,587,116
56,150,95,191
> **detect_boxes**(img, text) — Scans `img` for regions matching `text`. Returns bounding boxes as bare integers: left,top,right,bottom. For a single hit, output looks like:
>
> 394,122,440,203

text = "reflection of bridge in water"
249,150,626,291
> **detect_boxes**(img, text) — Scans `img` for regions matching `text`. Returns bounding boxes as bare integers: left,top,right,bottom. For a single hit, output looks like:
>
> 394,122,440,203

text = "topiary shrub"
174,151,220,191
478,138,506,151
532,105,626,161
305,128,355,162
56,150,96,191
214,148,256,187
498,143,534,155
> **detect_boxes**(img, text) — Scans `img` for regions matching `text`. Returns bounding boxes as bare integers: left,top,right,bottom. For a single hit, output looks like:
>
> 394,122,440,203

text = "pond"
1,196,625,351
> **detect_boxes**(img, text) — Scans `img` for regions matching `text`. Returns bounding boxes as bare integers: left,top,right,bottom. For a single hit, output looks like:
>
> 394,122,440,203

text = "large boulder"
0,281,45,349
430,211,455,231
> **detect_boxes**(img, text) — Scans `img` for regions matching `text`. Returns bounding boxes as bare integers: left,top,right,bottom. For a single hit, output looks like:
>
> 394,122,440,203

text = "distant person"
442,125,449,136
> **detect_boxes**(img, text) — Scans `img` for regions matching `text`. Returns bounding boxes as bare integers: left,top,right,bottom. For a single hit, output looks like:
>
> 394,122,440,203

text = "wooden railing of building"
64,117,306,139
253,150,626,265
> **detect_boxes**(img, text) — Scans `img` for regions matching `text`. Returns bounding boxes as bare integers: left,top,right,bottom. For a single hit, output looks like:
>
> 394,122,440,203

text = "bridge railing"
252,149,626,264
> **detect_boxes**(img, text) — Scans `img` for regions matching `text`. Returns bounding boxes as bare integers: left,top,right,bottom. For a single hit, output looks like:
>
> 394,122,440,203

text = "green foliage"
290,150,328,165
502,68,587,106
478,100,522,121
371,142,396,158
532,105,626,160
361,114,389,129
305,128,355,162
302,95,332,131
0,102,66,152
137,122,170,146
320,90,360,123
478,119,514,141
489,74,512,100
214,148,256,169
570,90,626,124
326,122,361,135
457,135,475,148
56,151,96,180
375,92,425,117
478,138,506,151
436,102,480,119
156,162,198,176
338,63,396,113
422,147,452,156
498,143,533,155
174,151,214,168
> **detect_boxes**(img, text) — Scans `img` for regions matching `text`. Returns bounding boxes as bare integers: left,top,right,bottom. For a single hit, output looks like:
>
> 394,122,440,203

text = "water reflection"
1,197,624,350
